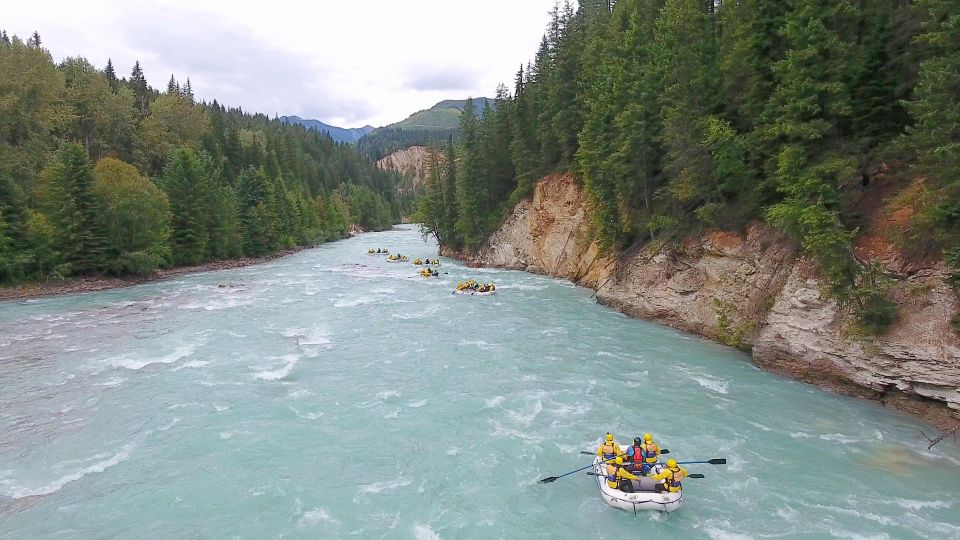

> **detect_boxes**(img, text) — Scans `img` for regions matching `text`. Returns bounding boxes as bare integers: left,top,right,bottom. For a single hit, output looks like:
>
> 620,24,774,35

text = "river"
1,225,958,539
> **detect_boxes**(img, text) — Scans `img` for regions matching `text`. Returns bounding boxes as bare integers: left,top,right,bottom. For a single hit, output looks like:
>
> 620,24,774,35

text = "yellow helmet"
667,459,677,468
644,433,652,442
614,457,624,465
605,433,614,443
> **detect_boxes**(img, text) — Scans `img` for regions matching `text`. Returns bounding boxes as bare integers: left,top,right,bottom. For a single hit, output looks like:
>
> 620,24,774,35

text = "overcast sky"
4,0,566,128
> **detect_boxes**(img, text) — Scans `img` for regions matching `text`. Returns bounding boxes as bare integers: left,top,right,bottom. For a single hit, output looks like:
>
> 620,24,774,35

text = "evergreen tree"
162,148,209,265
1,31,10,45
183,78,193,101
104,58,119,92
167,74,178,94
902,0,960,256
50,143,107,275
27,31,41,48
130,61,150,115
455,98,483,250
442,136,460,248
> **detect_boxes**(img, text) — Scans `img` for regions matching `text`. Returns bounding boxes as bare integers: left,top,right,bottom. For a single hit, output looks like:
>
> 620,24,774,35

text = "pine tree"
104,58,118,92
27,31,41,48
455,98,484,250
0,31,10,45
162,148,209,265
51,144,107,275
130,61,150,115
442,136,460,248
167,74,178,94
183,78,193,101
902,0,960,255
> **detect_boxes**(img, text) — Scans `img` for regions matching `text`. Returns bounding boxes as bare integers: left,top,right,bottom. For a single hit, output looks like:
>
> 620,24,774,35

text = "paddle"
539,454,626,484
586,473,706,479
665,459,726,465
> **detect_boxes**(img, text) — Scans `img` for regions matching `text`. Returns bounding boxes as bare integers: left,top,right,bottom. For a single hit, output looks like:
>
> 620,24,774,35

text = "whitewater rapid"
1,225,958,539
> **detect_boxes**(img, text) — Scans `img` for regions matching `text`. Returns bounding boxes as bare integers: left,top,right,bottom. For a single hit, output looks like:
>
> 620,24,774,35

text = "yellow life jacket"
641,442,660,463
664,467,685,492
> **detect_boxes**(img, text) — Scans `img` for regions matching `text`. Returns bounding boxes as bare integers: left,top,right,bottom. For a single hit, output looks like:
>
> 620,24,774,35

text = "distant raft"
453,280,496,295
368,248,390,255
419,268,439,278
386,254,409,263
592,457,682,514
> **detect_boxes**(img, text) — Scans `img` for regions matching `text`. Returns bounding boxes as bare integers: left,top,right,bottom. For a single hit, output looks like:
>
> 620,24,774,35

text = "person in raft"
636,432,660,469
597,433,622,460
606,457,640,493
650,459,687,493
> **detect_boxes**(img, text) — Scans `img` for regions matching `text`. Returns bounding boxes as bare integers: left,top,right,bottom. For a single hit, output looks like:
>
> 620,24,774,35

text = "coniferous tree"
167,74,178,94
50,143,107,275
104,58,118,92
27,31,41,48
130,61,150,115
163,148,209,265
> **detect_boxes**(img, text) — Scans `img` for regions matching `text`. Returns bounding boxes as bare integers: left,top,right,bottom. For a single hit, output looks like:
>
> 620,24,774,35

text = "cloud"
404,66,481,92
4,0,563,128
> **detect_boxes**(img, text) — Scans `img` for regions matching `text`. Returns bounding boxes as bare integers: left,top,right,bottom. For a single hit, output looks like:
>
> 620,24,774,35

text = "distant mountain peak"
278,116,374,144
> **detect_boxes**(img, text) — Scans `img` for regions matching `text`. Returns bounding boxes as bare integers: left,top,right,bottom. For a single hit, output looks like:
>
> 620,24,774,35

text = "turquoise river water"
1,225,959,539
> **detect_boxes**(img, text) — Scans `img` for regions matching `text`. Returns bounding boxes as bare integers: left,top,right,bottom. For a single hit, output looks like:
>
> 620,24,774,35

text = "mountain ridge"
278,116,374,144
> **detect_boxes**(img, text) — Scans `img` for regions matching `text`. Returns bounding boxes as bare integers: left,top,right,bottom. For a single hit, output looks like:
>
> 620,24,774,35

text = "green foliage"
49,143,107,275
0,33,403,286
93,157,171,271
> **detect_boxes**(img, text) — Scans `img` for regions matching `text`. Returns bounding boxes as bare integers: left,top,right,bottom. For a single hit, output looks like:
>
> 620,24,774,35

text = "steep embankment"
376,146,432,193
469,174,960,428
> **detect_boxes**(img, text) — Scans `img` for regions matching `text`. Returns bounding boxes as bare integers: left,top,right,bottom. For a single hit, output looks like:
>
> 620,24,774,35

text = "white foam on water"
98,376,126,388
287,388,313,400
289,407,324,421
357,477,411,495
446,447,461,456
213,404,229,412
158,418,180,431
219,432,233,440
111,342,201,371
506,398,543,426
790,432,812,439
407,399,427,408
376,390,401,400
895,498,953,510
297,506,338,528
412,524,441,540
485,396,505,408
2,442,135,499
383,408,400,419
253,355,300,381
173,360,210,371
693,376,729,395
819,433,862,444
333,297,375,308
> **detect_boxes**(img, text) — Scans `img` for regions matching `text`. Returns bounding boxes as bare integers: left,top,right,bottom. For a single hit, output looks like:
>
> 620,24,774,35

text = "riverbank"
446,174,960,430
0,247,309,302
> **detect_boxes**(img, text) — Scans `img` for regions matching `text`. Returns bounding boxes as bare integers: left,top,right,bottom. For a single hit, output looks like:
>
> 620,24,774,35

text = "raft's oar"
586,472,706,479
579,449,669,456
665,459,726,465
539,454,626,484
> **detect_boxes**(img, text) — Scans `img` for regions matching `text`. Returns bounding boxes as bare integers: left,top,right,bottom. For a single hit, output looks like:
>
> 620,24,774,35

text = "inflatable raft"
386,257,408,263
592,457,682,514
452,289,495,296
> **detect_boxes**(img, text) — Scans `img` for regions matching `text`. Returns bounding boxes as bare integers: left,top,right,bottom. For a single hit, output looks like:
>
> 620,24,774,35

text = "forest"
414,0,960,334
0,31,407,284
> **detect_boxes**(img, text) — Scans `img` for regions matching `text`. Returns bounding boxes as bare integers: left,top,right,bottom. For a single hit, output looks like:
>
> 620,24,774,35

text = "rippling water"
1,225,958,539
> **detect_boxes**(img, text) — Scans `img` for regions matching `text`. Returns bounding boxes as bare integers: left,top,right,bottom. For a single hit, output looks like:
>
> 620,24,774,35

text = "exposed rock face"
473,175,960,428
376,146,432,191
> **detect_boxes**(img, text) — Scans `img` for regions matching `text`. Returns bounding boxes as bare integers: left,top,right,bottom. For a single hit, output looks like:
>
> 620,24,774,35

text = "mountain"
279,116,374,144
357,97,493,159
388,97,494,131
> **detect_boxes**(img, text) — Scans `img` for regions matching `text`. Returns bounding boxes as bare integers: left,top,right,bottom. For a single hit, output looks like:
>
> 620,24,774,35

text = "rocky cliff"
376,146,432,192
470,174,960,428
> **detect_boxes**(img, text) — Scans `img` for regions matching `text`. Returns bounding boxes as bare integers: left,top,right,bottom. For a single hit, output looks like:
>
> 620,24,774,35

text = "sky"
3,0,566,128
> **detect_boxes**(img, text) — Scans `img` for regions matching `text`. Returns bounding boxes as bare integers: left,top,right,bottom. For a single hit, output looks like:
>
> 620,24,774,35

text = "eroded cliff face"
473,175,960,428
376,146,432,192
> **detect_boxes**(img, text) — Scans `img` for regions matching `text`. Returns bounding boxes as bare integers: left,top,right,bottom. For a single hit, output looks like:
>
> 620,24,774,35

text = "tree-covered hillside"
415,0,960,334
357,98,493,159
0,31,408,285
